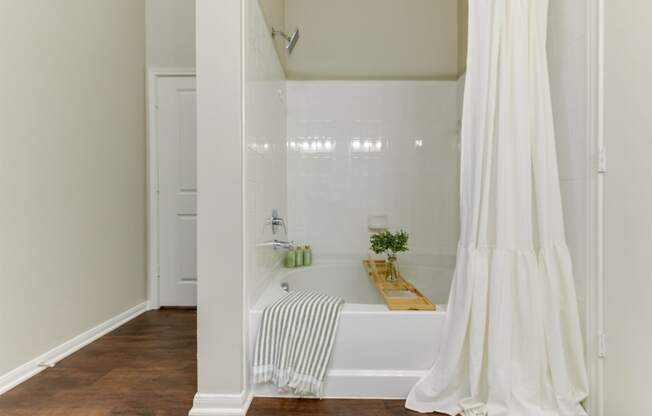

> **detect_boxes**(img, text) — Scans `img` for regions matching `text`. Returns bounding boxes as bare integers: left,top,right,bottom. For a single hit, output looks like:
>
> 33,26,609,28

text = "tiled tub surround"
247,81,461,399
250,262,453,398
244,0,289,307
286,81,461,269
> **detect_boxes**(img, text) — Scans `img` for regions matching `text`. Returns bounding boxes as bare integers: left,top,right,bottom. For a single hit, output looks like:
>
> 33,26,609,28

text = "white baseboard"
189,391,253,416
0,301,148,395
254,369,426,400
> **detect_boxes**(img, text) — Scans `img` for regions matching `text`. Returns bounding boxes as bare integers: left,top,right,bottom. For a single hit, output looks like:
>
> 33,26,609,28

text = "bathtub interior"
281,262,382,304
253,259,454,311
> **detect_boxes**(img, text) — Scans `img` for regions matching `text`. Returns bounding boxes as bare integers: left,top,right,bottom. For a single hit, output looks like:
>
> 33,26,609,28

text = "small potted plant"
370,230,409,281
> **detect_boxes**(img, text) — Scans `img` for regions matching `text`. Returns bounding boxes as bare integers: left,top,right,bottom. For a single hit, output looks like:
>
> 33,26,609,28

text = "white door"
157,76,197,306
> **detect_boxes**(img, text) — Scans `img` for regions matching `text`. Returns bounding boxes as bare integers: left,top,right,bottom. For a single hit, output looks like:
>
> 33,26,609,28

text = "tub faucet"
265,209,287,236
257,239,295,250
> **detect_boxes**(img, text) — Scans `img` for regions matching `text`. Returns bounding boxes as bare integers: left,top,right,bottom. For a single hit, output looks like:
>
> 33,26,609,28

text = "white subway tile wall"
245,0,288,307
286,81,461,267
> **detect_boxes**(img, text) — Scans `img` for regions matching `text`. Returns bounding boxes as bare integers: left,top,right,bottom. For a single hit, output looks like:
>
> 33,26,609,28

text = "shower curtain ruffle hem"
406,243,588,416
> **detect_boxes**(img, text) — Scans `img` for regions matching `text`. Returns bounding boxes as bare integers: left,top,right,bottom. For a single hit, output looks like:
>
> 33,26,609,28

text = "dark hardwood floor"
248,398,437,415
0,309,442,416
0,309,197,416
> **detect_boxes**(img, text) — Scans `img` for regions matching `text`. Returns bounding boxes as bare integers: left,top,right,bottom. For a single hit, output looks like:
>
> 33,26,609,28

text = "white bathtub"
249,261,453,399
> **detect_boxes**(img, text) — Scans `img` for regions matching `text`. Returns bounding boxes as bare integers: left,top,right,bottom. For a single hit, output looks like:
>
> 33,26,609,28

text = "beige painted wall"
146,0,467,78
259,0,287,70
0,1,147,377
458,0,468,75
604,0,652,414
146,0,196,68
283,0,459,79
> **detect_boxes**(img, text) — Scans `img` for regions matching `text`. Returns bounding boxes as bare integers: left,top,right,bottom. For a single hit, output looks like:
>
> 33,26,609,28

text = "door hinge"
598,147,607,173
598,333,607,358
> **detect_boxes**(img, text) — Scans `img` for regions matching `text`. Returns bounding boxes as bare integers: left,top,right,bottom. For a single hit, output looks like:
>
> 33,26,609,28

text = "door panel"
157,76,197,307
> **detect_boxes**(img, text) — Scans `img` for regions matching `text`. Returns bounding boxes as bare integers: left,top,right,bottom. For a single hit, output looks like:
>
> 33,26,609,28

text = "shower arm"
271,28,292,42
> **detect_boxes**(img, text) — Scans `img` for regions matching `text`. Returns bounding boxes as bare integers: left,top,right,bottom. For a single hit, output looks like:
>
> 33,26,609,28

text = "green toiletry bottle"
295,246,304,267
303,245,313,266
285,248,296,268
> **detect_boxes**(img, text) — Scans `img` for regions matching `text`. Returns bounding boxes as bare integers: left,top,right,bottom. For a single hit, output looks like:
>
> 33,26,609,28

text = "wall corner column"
191,0,248,415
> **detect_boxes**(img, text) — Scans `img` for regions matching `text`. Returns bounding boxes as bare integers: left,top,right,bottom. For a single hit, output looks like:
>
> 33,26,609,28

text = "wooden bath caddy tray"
362,259,436,311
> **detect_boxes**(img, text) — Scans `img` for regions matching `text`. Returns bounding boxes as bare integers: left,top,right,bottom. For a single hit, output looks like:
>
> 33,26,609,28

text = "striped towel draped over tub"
253,290,345,396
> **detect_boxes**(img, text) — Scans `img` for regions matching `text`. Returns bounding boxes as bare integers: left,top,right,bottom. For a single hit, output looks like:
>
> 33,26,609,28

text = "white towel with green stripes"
253,290,344,396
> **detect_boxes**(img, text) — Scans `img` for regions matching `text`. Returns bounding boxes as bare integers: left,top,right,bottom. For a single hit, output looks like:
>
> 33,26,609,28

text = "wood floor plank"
246,398,447,415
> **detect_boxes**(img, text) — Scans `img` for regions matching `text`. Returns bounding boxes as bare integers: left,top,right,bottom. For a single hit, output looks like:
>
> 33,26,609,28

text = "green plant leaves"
370,230,409,256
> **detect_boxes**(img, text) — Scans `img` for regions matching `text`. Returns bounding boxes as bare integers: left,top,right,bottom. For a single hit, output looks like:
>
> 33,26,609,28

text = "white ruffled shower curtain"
406,0,589,415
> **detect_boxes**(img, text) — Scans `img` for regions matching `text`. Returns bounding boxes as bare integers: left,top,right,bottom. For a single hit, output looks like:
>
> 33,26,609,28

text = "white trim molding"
0,302,148,395
189,391,254,416
146,67,196,310
584,0,605,415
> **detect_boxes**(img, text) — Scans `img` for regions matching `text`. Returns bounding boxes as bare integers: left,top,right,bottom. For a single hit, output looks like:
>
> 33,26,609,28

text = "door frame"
147,68,196,310
586,0,605,414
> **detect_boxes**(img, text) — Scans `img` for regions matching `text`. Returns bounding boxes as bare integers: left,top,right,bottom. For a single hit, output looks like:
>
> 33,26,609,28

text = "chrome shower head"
272,28,300,55
286,28,299,54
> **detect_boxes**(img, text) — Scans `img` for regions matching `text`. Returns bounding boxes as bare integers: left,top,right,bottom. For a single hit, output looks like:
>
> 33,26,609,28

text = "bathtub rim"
250,260,447,316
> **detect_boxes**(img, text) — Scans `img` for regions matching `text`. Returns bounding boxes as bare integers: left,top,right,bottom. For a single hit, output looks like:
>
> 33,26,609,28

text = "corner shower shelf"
362,259,437,311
